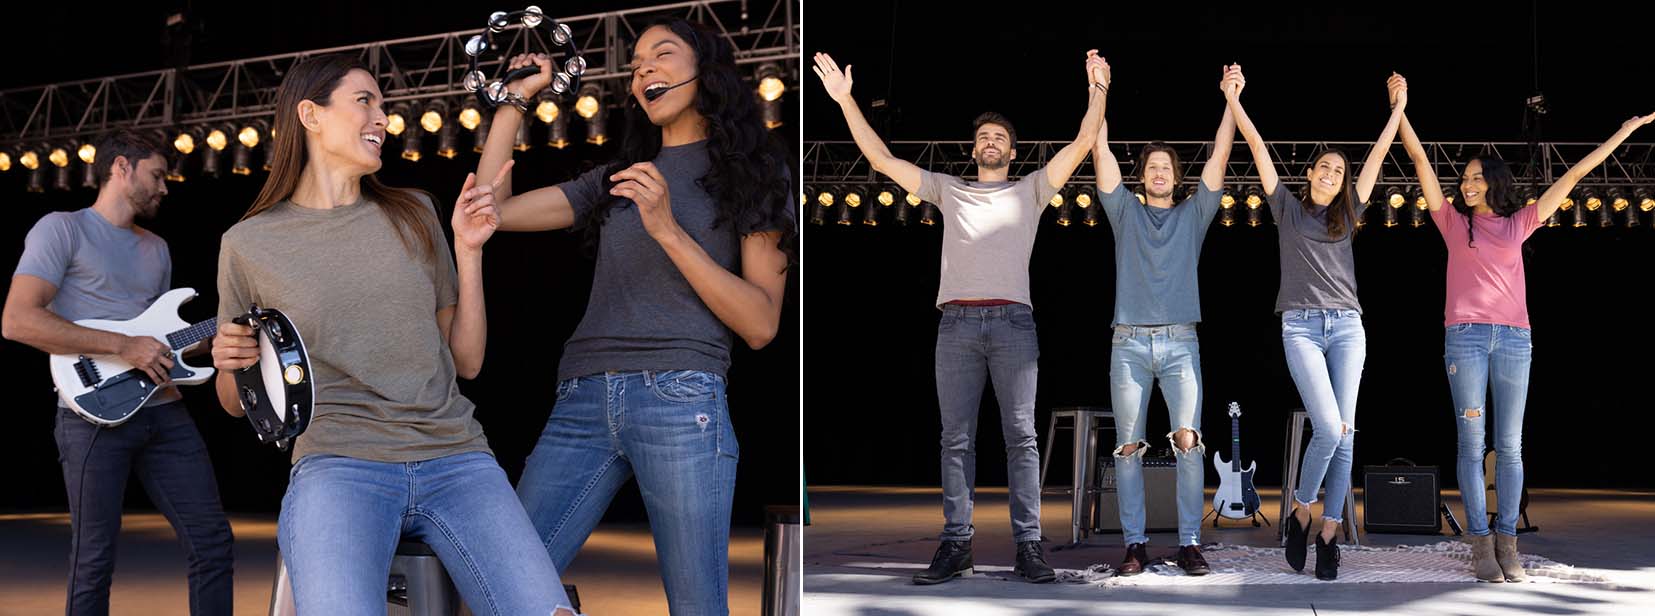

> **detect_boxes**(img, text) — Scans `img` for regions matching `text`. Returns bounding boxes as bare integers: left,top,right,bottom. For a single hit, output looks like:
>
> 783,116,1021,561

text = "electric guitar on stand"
1210,401,1265,526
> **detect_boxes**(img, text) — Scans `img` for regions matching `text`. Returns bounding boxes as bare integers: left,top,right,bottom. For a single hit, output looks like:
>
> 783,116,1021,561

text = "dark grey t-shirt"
16,208,182,407
1267,183,1368,314
555,140,793,380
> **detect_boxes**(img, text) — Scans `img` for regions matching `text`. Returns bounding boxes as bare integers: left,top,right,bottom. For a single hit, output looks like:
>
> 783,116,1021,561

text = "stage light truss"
804,139,1655,228
0,0,797,150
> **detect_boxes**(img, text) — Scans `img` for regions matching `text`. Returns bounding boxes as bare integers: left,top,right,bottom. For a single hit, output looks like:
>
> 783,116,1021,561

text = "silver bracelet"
500,91,531,114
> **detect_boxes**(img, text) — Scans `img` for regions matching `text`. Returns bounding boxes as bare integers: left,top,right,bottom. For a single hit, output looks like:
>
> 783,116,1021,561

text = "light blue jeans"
279,451,575,615
1109,323,1205,546
1444,323,1532,537
1282,309,1366,523
518,370,739,616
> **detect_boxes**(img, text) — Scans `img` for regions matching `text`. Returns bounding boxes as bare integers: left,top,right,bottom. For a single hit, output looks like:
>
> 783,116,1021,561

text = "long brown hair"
1301,149,1358,239
242,54,438,262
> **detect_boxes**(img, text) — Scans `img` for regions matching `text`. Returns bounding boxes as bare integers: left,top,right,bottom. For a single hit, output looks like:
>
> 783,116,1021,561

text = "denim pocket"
650,370,721,404
1170,325,1199,342
939,313,959,330
1007,310,1037,331
555,378,578,403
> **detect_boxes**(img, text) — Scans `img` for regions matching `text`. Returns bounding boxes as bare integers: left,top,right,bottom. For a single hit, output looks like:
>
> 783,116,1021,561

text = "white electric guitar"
48,288,217,426
1212,401,1261,520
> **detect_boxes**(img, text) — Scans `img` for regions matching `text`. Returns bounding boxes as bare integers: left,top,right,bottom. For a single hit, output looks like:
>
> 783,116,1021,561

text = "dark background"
0,1,800,527
804,1,1655,491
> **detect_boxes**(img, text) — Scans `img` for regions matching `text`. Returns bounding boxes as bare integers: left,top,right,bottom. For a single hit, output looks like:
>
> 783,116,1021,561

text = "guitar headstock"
1228,401,1241,418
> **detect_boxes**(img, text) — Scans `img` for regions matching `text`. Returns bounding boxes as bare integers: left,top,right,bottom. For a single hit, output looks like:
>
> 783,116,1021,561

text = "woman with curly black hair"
473,17,794,615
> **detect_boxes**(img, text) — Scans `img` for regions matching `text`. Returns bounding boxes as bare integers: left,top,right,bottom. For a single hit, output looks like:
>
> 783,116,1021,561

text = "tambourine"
462,5,588,111
232,305,313,450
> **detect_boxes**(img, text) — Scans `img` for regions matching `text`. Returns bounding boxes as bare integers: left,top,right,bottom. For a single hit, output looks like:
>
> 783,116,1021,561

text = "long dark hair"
578,18,797,267
244,55,439,262
1299,149,1359,239
1454,155,1522,247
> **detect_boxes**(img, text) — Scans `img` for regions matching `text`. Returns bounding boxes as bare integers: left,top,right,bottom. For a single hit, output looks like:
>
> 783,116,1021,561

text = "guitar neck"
165,319,218,351
1231,415,1242,472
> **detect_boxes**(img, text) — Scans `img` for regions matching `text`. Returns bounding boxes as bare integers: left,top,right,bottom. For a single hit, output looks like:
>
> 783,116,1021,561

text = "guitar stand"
1487,505,1540,534
1205,502,1271,529
1441,503,1463,536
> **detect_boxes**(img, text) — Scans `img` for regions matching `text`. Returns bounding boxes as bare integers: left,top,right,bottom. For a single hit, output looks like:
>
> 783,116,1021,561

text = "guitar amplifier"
1363,458,1442,534
1092,453,1179,533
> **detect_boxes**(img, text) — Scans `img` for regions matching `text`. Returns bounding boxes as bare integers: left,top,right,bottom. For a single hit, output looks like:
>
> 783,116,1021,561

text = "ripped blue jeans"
1444,323,1531,537
1109,324,1205,546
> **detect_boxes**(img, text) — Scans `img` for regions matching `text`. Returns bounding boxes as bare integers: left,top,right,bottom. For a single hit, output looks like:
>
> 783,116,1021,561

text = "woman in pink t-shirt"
1400,95,1653,583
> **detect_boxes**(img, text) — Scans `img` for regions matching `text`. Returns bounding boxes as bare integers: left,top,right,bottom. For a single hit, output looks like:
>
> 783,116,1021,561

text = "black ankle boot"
1314,532,1340,581
1285,510,1311,573
913,539,974,585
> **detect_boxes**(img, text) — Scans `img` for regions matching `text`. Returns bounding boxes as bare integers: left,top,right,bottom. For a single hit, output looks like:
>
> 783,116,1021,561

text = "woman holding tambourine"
208,54,577,615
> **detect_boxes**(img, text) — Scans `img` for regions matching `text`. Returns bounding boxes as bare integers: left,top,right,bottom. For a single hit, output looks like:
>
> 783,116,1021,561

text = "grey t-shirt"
217,194,488,463
916,168,1060,308
556,139,794,380
1098,183,1222,326
1267,183,1368,314
15,208,181,407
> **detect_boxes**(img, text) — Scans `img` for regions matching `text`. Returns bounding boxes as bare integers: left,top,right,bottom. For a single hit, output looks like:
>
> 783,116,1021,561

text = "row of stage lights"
805,184,1655,229
0,64,789,192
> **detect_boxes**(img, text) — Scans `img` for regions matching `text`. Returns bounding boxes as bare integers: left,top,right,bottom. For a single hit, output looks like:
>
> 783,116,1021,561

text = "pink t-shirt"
1429,201,1544,329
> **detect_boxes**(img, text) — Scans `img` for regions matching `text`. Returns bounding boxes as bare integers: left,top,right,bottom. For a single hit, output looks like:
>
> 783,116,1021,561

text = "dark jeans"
54,401,234,615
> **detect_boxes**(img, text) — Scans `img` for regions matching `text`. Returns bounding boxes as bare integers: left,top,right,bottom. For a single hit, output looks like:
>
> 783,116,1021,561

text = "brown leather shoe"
1176,545,1211,576
1117,543,1150,576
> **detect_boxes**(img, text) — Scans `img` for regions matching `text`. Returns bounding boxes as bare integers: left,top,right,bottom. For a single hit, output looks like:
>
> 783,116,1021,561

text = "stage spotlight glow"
575,86,601,119
459,102,483,131
173,132,195,155
535,96,559,124
206,129,229,151
387,110,407,136
238,126,260,149
78,143,97,164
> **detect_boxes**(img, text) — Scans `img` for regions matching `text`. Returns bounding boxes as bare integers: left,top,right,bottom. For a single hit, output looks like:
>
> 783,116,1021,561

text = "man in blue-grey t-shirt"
816,50,1112,585
2,130,233,615
1089,65,1242,577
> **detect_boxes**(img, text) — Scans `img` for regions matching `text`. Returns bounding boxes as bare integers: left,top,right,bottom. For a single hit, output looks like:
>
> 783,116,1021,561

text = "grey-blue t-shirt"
1098,183,1222,326
15,208,180,407
554,139,794,380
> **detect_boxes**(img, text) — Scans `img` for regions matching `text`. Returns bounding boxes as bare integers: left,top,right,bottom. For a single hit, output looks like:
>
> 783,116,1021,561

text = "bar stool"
1278,409,1362,546
1038,406,1113,544
269,540,582,615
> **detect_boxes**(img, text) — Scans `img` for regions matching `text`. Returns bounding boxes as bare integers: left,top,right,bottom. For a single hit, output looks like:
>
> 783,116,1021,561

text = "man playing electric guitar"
2,130,234,615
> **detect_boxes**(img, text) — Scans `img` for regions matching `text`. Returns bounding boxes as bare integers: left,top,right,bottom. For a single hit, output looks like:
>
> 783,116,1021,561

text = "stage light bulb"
459,107,482,130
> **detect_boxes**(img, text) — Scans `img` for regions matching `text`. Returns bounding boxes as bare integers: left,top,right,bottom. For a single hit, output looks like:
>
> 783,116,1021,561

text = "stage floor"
804,486,1655,615
0,511,767,615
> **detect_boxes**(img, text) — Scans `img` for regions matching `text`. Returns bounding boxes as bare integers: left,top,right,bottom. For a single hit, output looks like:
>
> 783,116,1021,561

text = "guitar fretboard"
1231,415,1242,473
166,320,218,351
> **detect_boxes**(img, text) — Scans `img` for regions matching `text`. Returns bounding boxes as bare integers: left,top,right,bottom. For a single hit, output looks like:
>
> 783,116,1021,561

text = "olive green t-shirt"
216,194,488,463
